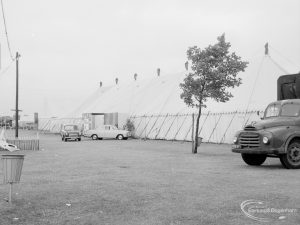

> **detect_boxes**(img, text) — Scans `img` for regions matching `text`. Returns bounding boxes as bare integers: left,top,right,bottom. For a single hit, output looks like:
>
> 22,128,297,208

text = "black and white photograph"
0,0,299,224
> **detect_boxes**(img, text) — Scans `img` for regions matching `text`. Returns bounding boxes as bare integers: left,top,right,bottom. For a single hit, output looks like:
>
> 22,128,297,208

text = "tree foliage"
180,34,248,153
180,34,248,107
124,118,135,132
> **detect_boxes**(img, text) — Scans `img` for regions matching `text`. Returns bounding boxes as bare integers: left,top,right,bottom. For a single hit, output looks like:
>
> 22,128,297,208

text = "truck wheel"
280,142,300,169
241,153,267,166
91,134,98,140
117,134,124,140
62,136,64,141
78,138,81,141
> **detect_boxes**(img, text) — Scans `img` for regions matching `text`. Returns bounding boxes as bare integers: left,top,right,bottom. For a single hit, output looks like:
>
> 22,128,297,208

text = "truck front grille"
239,132,260,148
244,125,256,131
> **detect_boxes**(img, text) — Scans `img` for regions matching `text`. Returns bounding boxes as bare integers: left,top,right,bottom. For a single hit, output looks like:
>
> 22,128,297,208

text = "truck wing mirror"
257,111,264,120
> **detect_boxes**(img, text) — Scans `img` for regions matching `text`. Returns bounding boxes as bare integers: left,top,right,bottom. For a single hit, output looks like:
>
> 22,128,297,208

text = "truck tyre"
117,134,124,140
78,138,81,141
280,142,300,169
62,136,64,141
91,134,98,140
241,153,267,166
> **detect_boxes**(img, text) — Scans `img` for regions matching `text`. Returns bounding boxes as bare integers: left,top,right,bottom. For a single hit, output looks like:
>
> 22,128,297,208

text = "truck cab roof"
268,99,300,105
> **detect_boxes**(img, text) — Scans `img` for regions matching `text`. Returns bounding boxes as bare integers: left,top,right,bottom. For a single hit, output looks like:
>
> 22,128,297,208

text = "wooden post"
8,182,12,204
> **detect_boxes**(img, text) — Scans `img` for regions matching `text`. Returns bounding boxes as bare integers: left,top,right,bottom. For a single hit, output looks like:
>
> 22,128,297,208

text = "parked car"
60,124,81,142
84,125,130,140
232,99,300,169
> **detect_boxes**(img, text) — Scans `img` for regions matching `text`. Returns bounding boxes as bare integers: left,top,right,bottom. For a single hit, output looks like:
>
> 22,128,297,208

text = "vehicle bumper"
65,135,81,139
232,145,284,154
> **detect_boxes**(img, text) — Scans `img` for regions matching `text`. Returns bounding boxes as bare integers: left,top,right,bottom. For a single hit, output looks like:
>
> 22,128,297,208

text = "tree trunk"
193,105,202,154
191,113,194,153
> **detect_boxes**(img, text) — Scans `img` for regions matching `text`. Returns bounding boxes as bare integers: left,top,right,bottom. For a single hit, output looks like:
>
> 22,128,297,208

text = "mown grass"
0,131,299,225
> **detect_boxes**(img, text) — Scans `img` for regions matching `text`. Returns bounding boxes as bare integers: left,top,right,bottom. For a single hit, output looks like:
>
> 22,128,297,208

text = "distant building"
0,116,13,128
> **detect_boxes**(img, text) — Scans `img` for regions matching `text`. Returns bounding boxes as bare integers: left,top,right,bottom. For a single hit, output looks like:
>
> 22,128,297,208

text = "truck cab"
232,73,300,169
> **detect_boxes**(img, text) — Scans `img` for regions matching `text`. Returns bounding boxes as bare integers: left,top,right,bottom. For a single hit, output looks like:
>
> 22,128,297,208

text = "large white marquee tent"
39,50,299,144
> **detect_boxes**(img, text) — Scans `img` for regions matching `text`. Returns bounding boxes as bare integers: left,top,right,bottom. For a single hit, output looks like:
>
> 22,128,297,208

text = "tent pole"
135,115,145,131
197,112,210,138
164,113,179,140
146,114,162,139
219,111,237,144
207,113,223,143
173,113,189,140
182,113,193,141
140,115,153,138
154,114,169,139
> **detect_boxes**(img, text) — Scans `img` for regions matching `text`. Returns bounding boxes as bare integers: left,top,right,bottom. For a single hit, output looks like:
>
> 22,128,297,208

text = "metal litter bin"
197,137,203,147
2,154,25,183
1,154,25,204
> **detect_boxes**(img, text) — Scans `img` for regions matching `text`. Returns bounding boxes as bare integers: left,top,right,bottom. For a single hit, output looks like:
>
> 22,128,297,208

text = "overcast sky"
0,0,299,118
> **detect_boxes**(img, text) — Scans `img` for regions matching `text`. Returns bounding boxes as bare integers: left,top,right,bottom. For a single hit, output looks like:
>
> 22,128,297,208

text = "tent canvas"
41,51,300,143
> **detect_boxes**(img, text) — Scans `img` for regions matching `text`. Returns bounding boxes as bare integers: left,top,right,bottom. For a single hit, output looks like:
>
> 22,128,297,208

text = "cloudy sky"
0,0,299,118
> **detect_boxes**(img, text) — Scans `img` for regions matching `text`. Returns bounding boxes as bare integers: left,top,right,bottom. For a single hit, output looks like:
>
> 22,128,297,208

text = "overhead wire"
0,0,14,61
242,43,292,126
0,58,14,79
268,55,289,74
269,45,299,70
242,54,266,126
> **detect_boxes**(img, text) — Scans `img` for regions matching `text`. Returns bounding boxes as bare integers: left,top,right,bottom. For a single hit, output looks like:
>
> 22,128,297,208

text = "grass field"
0,131,299,225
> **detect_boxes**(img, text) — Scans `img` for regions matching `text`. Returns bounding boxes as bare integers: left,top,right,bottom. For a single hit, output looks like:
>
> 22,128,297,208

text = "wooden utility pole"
15,52,20,138
0,44,2,70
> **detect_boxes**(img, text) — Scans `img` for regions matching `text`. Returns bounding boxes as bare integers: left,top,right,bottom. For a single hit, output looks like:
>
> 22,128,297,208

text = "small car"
60,124,81,142
84,125,130,140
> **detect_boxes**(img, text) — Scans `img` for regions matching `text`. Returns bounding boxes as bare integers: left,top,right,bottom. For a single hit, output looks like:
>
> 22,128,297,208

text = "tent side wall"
131,111,262,144
39,118,83,133
38,110,261,144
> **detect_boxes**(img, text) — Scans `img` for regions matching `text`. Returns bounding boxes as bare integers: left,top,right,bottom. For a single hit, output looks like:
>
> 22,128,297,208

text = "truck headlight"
263,136,269,144
65,132,69,136
233,136,238,144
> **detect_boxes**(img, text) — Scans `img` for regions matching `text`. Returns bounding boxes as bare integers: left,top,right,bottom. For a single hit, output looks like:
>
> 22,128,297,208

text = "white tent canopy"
40,50,299,144
66,53,298,118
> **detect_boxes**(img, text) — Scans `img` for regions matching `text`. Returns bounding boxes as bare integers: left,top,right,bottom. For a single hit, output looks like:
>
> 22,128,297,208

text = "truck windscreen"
265,104,280,118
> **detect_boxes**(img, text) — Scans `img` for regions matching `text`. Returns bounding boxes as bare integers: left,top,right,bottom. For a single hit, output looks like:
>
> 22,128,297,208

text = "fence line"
4,132,40,150
7,139,39,150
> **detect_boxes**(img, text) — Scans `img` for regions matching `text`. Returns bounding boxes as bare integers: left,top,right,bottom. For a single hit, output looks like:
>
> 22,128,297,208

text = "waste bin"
197,137,203,147
2,154,25,184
